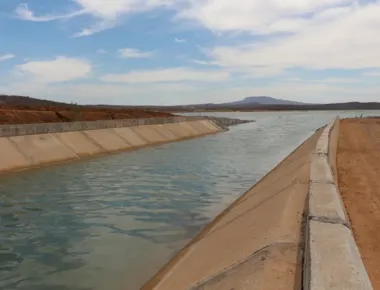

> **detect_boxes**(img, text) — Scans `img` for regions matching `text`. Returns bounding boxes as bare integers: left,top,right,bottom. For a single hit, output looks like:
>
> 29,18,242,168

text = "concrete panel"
308,220,372,290
112,127,148,147
83,129,131,152
165,123,189,138
310,154,334,184
0,138,31,172
151,125,179,141
188,121,211,134
185,121,206,135
309,182,347,225
189,243,299,290
178,122,203,137
200,120,221,132
131,125,168,144
54,131,106,157
9,134,78,165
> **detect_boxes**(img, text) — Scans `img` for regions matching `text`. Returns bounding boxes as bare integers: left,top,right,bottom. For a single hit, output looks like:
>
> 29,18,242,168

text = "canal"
1,111,379,290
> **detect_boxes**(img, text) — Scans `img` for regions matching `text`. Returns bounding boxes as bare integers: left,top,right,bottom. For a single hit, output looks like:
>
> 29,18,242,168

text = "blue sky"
0,0,379,105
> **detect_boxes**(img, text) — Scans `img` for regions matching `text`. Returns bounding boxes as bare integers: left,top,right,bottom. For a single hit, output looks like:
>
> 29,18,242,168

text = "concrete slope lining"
131,125,169,144
304,117,373,290
53,131,106,157
83,129,132,152
142,129,322,290
164,123,189,138
0,120,225,174
187,121,210,134
8,134,79,165
0,138,31,172
178,122,204,136
151,125,178,141
112,127,149,147
200,120,222,131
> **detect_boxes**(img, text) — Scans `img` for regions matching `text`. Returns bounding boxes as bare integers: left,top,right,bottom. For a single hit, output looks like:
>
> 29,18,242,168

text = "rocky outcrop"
206,117,254,129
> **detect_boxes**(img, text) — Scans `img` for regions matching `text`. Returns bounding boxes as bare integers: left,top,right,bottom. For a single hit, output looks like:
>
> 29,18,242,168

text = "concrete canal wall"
143,124,323,290
143,117,373,290
0,117,224,173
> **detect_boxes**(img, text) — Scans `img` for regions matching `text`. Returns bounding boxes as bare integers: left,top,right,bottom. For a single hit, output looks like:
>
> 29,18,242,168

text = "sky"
0,0,379,105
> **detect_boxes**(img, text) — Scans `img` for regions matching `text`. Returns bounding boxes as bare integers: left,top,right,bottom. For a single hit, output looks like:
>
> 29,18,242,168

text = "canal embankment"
337,117,380,289
0,116,251,174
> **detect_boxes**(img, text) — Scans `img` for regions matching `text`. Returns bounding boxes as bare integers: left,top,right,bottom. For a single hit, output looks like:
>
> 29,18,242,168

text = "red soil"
0,106,174,125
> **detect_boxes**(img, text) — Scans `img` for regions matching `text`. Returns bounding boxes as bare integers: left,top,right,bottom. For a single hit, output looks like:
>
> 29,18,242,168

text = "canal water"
1,111,379,290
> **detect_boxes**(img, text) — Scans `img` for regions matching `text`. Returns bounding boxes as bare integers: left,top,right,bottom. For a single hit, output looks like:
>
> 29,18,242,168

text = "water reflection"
1,111,380,290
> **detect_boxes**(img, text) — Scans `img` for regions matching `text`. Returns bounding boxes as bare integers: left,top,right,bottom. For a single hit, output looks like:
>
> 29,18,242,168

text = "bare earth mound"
337,117,380,290
0,107,173,125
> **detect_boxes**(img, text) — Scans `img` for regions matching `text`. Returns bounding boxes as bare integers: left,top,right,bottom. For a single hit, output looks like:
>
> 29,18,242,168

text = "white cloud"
14,57,92,84
97,49,107,54
178,0,355,34
15,3,84,22
190,59,215,66
365,71,380,77
175,38,186,43
100,67,229,83
72,20,118,37
14,0,180,36
0,54,15,62
118,48,154,58
201,1,380,76
285,77,360,83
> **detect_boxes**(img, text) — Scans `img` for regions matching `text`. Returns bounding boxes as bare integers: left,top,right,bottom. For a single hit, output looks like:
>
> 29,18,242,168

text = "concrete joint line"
51,133,80,160
188,241,295,290
309,215,350,229
312,152,328,156
7,136,36,165
309,180,335,185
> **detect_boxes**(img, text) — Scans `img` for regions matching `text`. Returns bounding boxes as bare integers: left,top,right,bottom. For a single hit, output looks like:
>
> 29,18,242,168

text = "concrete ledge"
310,154,334,184
308,220,372,290
304,118,373,290
309,182,348,226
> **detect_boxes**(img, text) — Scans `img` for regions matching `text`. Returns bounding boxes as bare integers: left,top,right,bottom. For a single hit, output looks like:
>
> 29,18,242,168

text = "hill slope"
221,96,305,106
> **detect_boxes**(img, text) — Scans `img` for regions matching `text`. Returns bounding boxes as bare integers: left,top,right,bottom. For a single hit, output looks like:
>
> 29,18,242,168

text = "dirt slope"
0,107,173,125
337,118,380,289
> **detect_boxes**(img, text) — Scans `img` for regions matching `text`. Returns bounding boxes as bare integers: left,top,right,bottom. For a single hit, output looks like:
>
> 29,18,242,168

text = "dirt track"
338,118,380,289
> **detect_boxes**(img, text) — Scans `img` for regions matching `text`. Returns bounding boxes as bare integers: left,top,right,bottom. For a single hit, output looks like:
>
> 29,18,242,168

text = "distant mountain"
0,95,70,108
2,94,380,112
223,96,305,106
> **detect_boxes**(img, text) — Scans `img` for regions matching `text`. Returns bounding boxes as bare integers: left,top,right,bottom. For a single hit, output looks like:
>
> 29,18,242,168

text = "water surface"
1,111,379,290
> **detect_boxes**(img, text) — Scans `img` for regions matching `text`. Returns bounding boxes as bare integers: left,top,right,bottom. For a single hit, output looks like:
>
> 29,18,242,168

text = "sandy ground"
337,118,380,289
0,107,173,125
142,129,322,290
